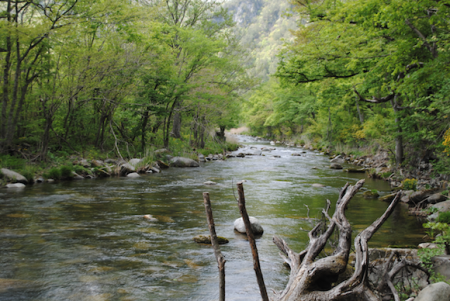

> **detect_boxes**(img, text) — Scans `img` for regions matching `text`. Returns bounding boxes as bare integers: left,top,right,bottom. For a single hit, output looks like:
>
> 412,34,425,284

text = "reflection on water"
0,137,425,300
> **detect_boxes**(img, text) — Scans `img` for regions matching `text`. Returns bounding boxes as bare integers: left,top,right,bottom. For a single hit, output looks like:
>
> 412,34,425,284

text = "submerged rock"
330,163,343,170
204,181,217,185
127,172,140,178
170,157,199,167
143,214,158,222
363,190,380,199
344,168,366,173
193,235,229,244
312,183,326,188
6,183,26,188
234,216,264,235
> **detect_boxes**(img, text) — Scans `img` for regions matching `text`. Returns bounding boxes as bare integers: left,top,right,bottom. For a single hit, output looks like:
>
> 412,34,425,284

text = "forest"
243,0,450,175
0,0,249,170
2,0,449,177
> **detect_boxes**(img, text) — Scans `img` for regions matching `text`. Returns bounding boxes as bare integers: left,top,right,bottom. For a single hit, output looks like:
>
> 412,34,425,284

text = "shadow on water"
0,136,426,300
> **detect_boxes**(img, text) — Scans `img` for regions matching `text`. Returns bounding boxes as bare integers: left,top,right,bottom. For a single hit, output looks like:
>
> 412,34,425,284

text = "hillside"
224,0,298,81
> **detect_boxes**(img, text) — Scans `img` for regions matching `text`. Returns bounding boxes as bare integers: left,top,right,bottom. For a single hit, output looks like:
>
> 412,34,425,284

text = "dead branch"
236,182,269,301
203,192,226,301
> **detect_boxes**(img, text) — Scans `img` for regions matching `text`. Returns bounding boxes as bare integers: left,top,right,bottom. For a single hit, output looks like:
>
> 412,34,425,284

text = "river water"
0,136,425,300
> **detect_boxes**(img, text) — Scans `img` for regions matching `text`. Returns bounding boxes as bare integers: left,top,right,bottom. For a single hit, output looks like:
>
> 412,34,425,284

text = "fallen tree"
203,179,429,301
272,179,428,301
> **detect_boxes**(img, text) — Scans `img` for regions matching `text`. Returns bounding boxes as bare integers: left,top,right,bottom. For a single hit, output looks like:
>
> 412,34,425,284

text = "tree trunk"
273,180,402,301
355,95,364,124
172,101,182,138
391,96,403,168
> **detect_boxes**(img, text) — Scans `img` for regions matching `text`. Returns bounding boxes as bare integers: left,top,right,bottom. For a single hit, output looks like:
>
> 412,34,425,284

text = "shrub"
402,178,417,191
45,167,61,180
60,165,73,179
437,211,450,224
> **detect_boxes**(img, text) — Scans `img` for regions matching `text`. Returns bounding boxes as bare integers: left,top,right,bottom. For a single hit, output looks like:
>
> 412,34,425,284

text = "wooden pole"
236,182,269,301
203,192,226,301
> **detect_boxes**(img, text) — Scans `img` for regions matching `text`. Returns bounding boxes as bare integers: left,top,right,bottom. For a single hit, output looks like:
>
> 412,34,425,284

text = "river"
0,136,425,300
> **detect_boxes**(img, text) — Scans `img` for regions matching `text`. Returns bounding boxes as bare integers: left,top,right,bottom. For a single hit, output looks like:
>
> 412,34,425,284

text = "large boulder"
415,282,450,301
330,156,346,164
1,168,27,184
169,157,199,167
6,183,26,188
129,158,142,167
234,217,264,235
430,200,450,212
330,163,343,170
431,255,450,281
401,189,440,204
119,163,135,176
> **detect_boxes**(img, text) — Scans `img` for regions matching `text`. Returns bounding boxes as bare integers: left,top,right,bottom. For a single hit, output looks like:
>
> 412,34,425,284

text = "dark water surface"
0,137,425,300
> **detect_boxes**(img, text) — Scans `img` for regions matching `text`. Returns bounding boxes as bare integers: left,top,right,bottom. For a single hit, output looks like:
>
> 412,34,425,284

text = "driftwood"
272,179,404,301
236,182,269,301
203,192,226,301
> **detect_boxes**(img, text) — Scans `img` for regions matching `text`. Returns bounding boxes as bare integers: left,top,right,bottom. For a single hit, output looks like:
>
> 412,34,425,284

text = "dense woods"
0,0,248,162
242,0,450,174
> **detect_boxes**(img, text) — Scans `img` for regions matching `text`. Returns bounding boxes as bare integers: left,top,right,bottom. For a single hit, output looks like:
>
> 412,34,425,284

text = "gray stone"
129,158,142,167
330,156,345,164
330,163,343,170
234,216,264,235
1,168,28,184
35,177,45,183
415,282,450,301
104,159,117,164
169,157,200,167
79,159,90,168
143,214,158,222
91,159,104,167
6,183,26,188
154,148,170,154
127,172,140,178
430,200,450,212
236,153,245,158
193,235,229,245
204,181,217,185
431,255,450,281
291,153,302,156
198,154,206,162
120,163,135,176
72,172,84,180
424,193,447,205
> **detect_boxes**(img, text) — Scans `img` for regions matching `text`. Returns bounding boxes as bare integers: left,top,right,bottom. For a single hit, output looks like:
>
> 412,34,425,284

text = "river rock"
104,159,117,164
79,159,91,168
91,159,104,167
198,154,206,162
363,190,380,199
423,193,447,205
204,181,217,185
170,157,199,167
35,177,45,183
148,167,160,173
236,153,245,158
270,141,275,146
291,153,302,156
344,168,366,173
129,158,142,167
379,193,397,202
143,214,158,221
415,282,450,301
120,163,135,176
429,200,450,212
312,183,326,188
193,235,229,245
330,156,345,164
234,217,264,235
330,163,343,170
6,183,26,188
431,255,450,281
72,172,84,180
1,168,28,184
401,189,440,204
156,160,169,169
127,172,140,178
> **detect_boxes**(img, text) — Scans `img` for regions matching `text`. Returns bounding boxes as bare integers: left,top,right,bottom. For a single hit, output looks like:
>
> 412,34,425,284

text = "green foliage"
45,168,62,180
402,179,418,191
419,222,450,283
0,155,26,170
73,165,91,176
437,212,450,224
60,166,73,179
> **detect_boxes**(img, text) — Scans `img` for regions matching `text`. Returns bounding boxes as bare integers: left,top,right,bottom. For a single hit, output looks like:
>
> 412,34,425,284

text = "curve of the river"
0,136,425,300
